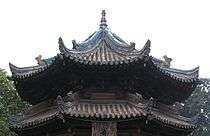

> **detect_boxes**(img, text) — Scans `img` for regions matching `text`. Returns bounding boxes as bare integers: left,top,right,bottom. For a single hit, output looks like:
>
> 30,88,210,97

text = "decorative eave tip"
100,10,107,29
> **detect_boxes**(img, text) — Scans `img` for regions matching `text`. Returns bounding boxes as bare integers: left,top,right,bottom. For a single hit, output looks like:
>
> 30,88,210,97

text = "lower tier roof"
9,93,195,132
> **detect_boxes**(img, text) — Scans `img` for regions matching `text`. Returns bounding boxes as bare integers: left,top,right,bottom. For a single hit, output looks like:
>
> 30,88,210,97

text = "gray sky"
0,0,210,77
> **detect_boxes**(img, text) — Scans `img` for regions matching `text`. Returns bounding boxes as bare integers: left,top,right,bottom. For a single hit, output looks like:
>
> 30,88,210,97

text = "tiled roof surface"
10,98,195,130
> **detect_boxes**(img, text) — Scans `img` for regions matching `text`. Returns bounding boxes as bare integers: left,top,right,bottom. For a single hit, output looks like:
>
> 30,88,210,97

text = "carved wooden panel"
92,122,117,136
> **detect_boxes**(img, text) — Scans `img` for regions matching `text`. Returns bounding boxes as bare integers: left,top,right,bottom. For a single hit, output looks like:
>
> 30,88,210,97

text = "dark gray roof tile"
9,99,195,130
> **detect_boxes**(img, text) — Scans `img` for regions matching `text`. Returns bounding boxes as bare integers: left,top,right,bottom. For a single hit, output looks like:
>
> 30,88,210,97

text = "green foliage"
0,68,27,136
184,78,210,136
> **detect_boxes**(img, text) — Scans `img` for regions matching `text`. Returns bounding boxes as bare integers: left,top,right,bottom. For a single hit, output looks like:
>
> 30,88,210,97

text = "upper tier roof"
9,10,199,82
9,10,200,105
58,29,150,65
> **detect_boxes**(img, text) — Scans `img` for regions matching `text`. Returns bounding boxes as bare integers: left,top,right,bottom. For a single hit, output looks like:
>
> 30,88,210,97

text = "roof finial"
100,10,107,28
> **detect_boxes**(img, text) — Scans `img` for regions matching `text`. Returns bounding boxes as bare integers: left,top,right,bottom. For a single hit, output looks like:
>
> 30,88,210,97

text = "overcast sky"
0,0,209,77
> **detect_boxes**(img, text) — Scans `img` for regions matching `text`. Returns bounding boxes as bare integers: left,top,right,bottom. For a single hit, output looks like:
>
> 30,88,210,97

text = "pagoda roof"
58,29,150,65
9,10,199,82
9,93,195,132
9,10,199,105
9,28,199,83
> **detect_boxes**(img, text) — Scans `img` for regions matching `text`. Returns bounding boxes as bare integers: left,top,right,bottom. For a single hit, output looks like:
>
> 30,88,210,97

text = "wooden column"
92,121,117,136
67,128,74,136
131,127,141,136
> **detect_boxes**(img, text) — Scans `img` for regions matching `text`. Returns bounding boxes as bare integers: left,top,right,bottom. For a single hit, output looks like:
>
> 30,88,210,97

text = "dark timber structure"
9,10,200,136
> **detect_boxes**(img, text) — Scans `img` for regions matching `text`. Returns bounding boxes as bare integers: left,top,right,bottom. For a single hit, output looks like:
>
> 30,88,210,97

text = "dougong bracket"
56,95,65,113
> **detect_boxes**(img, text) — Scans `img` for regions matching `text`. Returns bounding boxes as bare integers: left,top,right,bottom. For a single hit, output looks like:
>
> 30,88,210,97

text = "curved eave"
59,37,151,65
9,56,60,79
151,57,199,83
10,114,195,132
9,100,195,131
9,54,199,85
10,39,150,80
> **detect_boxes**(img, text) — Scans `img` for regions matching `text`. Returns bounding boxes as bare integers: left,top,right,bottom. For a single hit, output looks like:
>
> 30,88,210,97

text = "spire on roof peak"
100,10,107,29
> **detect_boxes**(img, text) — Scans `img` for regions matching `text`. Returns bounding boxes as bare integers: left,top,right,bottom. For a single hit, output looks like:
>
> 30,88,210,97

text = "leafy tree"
183,78,210,136
0,68,27,136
